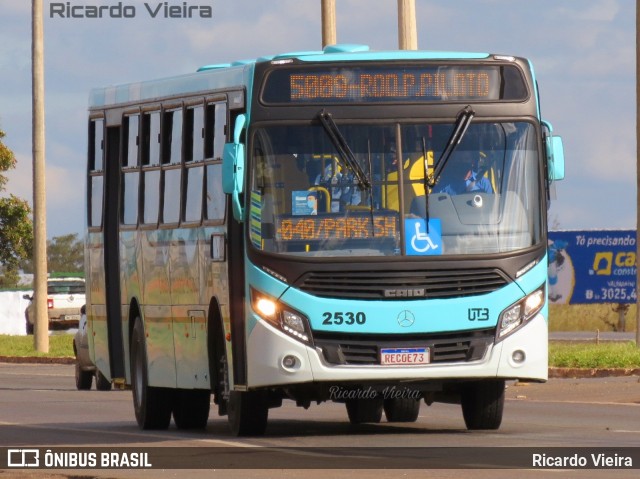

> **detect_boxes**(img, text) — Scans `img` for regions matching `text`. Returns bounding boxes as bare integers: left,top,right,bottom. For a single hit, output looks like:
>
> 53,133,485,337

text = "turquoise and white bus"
86,44,564,436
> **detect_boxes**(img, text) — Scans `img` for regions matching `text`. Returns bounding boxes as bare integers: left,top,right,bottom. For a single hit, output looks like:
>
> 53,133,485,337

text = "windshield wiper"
420,105,474,233
428,105,475,188
317,109,371,190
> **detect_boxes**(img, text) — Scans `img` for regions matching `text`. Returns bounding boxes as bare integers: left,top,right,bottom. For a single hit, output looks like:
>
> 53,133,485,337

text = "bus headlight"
496,285,545,342
251,288,312,345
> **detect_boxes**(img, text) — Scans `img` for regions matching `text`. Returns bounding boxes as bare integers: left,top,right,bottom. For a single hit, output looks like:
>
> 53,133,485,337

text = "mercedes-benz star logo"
397,310,415,328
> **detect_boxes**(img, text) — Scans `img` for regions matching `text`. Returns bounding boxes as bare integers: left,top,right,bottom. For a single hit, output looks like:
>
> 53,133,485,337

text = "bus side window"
205,102,227,161
122,114,140,226
143,170,160,225
204,101,227,223
185,105,204,163
162,108,183,224
141,111,161,226
163,108,183,165
185,164,204,223
184,104,205,223
88,118,104,228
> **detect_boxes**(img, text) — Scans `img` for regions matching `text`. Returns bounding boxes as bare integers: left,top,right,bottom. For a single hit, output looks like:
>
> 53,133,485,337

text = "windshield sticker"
292,190,317,215
405,218,442,256
250,190,262,248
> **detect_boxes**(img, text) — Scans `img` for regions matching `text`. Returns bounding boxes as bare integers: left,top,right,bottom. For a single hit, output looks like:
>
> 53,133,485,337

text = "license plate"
62,314,80,321
380,347,430,365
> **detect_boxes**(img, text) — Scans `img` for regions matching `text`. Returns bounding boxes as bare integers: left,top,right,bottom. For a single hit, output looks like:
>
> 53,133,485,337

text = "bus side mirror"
547,136,565,181
222,114,247,221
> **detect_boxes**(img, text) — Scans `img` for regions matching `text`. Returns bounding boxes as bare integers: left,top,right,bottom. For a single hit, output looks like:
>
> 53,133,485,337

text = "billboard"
548,230,637,304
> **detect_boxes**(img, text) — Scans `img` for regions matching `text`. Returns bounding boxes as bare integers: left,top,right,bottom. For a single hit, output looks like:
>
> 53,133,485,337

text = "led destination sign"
262,64,527,104
276,213,398,242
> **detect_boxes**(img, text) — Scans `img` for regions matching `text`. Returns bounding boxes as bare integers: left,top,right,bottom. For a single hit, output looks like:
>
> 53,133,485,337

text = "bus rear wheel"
75,361,93,390
383,398,420,422
460,380,505,430
95,370,112,391
173,389,211,429
130,317,173,430
345,398,383,424
227,390,269,436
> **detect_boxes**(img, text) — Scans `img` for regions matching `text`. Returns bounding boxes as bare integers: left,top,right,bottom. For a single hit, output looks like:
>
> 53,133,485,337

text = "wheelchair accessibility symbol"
405,218,442,256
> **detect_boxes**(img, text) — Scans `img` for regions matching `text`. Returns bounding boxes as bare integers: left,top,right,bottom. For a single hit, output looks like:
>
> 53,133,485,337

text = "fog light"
282,355,297,369
512,350,526,364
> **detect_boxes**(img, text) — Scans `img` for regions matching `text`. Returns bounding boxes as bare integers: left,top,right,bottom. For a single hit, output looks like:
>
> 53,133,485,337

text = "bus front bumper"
246,313,548,388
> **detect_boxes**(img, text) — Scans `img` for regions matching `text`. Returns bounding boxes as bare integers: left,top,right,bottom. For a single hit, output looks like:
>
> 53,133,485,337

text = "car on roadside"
23,277,86,334
73,305,112,391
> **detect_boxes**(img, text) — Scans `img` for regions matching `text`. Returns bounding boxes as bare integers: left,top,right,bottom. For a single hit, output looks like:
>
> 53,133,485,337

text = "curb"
548,367,640,378
0,356,74,365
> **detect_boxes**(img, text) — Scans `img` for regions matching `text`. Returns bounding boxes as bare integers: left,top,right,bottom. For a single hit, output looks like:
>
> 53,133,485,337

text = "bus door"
103,120,125,379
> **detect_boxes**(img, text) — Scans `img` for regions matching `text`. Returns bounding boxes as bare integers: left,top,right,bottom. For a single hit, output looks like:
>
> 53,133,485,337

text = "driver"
435,150,493,195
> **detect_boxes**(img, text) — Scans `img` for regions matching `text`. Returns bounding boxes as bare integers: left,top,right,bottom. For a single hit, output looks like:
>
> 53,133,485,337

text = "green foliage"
0,130,33,287
0,129,17,190
21,233,84,276
0,334,73,358
549,342,640,368
47,233,84,274
550,304,637,333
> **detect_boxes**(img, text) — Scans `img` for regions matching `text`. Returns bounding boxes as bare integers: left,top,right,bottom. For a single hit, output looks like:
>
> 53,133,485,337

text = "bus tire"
173,389,211,429
383,398,420,422
345,398,383,424
95,370,112,391
460,380,505,430
130,317,173,430
227,390,268,436
75,361,93,390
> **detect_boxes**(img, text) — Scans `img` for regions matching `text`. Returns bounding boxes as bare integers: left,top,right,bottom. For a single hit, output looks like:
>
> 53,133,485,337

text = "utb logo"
592,251,636,275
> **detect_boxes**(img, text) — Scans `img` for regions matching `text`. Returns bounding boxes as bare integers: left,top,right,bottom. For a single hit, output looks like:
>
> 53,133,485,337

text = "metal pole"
32,0,49,352
636,0,640,347
397,0,418,50
321,0,337,49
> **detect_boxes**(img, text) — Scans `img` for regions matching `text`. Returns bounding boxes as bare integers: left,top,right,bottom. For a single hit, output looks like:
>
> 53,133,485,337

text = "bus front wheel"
345,398,383,424
173,389,211,429
227,390,268,436
460,380,505,430
383,398,420,422
130,317,173,430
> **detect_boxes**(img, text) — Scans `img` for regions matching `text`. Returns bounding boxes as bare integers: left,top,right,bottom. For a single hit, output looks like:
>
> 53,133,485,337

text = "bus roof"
89,45,506,109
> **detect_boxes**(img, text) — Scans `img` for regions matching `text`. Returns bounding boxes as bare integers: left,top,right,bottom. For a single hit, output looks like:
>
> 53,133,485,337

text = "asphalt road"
0,362,639,479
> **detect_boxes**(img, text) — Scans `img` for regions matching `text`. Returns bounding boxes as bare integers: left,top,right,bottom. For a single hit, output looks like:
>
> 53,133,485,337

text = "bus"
85,44,565,436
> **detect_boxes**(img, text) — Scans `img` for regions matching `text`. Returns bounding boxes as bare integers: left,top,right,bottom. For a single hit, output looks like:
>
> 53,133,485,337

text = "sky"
0,0,635,238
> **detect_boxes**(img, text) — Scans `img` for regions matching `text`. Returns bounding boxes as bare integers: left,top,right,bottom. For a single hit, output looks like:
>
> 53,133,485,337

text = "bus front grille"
297,269,509,300
314,330,494,366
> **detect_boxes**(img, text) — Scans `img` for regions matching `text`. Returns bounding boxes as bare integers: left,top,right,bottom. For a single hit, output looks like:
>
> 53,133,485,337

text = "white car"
24,277,86,334
73,305,112,391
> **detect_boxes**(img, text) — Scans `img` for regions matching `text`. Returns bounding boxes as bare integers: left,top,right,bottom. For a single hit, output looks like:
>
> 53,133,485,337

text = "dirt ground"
506,375,640,404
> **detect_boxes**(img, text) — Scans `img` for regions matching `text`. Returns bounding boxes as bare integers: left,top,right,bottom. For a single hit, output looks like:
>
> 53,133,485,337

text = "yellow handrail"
308,186,331,212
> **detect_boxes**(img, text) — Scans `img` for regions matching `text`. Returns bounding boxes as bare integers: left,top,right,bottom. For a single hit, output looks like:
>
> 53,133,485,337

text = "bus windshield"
249,121,542,257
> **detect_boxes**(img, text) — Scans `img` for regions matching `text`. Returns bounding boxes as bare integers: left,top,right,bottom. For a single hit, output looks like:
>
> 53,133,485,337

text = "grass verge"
549,341,640,369
0,334,74,358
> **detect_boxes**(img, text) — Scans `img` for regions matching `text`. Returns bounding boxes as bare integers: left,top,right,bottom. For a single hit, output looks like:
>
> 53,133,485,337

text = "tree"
21,233,84,275
47,233,84,274
0,129,33,287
